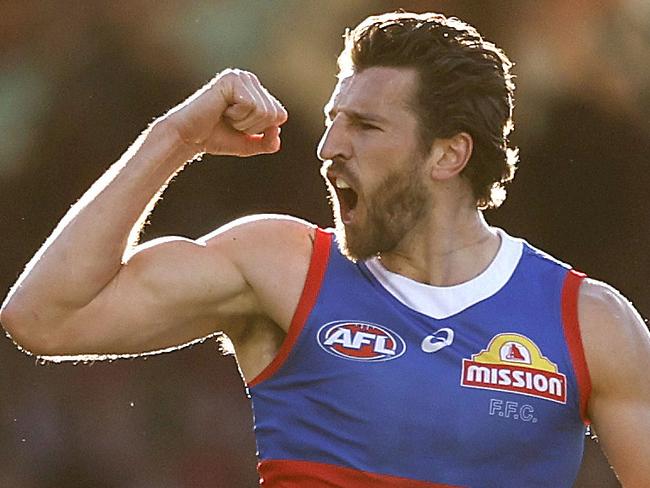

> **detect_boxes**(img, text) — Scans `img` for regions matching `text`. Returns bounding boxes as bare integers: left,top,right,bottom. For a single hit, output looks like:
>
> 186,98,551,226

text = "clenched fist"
162,69,288,157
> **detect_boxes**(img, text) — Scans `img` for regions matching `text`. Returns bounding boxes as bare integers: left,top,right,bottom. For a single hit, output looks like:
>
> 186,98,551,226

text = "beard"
329,160,430,261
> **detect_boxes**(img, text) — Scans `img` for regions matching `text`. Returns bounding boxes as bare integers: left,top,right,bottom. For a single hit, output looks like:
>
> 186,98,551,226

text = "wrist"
149,118,205,160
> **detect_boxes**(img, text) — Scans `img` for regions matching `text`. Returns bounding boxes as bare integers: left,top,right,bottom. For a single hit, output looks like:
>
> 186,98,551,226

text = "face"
318,67,431,261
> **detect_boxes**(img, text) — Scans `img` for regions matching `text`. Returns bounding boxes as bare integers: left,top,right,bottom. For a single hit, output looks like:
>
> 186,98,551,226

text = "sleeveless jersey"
248,227,591,488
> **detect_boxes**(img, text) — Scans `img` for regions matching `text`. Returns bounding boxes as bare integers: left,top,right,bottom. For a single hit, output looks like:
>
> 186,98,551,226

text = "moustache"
320,159,357,187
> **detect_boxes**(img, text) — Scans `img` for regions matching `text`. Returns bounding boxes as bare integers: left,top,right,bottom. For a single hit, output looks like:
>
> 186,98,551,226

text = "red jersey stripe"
560,269,592,425
248,228,333,388
258,459,464,487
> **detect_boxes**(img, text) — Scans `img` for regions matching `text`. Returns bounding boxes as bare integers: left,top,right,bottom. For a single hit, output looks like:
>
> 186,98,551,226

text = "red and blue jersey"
248,227,590,487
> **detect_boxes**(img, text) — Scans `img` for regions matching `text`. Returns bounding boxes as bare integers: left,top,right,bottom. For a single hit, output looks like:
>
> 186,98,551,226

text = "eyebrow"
324,107,388,124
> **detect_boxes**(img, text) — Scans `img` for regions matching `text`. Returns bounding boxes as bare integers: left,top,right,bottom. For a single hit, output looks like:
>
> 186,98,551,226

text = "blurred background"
1,0,648,486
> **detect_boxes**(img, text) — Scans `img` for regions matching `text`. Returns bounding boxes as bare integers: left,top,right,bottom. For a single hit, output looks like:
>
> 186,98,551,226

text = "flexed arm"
579,280,650,486
0,70,293,358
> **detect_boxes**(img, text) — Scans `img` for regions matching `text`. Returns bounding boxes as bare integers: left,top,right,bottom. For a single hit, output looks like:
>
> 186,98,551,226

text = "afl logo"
316,320,406,362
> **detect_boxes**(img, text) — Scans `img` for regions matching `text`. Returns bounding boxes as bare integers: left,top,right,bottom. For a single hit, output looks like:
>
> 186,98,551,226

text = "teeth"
335,178,351,189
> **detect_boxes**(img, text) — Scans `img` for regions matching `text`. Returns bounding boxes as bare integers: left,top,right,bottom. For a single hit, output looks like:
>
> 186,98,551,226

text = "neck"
377,207,500,287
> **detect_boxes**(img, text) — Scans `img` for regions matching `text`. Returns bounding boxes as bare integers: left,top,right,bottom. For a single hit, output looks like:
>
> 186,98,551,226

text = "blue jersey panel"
250,230,587,488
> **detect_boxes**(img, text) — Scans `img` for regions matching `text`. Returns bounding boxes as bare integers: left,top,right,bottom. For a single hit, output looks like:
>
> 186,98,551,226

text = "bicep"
50,235,257,357
580,280,650,485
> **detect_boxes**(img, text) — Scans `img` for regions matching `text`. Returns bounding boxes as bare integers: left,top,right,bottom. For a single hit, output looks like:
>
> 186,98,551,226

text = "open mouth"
331,176,359,223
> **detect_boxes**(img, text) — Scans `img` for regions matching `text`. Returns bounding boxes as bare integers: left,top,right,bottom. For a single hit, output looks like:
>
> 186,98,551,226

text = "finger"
248,74,288,128
223,81,257,128
244,118,278,136
223,102,254,122
220,71,286,136
258,125,282,153
274,99,289,126
239,72,288,135
240,126,281,156
237,74,273,134
243,100,286,136
247,72,279,122
228,103,266,134
249,73,288,126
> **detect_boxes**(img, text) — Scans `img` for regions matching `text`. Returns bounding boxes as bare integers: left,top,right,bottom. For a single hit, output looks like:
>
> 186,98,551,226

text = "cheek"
360,134,416,170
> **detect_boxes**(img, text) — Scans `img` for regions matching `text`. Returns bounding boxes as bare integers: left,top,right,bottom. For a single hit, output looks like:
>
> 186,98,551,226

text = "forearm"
2,119,198,322
1,69,286,354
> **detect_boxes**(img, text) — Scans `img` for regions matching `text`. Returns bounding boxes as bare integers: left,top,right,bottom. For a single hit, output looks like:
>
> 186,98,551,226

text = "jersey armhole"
561,269,592,425
247,228,333,388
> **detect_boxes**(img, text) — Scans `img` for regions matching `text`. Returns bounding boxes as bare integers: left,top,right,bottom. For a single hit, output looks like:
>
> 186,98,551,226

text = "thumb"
241,126,281,156
223,103,253,122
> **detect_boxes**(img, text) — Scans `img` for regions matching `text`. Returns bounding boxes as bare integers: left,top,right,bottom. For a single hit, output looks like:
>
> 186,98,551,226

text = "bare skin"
0,69,313,381
1,66,649,485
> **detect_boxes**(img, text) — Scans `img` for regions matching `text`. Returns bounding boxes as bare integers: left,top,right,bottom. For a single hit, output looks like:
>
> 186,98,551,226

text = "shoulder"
200,214,329,329
577,278,650,399
200,213,318,262
201,212,317,239
576,278,650,482
200,213,322,289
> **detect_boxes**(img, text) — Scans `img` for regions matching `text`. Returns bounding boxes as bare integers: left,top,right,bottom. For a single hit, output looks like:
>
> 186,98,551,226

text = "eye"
356,121,380,131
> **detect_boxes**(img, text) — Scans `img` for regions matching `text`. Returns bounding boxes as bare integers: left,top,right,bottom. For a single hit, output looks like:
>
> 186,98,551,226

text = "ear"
428,132,473,181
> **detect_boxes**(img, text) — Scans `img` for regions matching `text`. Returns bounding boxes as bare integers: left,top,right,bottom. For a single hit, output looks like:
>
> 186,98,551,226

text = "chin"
334,219,385,262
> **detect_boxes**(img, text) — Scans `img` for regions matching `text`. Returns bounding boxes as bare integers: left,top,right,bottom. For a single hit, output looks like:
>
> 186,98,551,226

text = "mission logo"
317,320,406,362
460,333,567,404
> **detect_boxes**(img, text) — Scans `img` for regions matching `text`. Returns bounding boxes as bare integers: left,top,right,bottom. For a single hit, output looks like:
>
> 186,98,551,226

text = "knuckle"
262,93,275,108
254,102,269,116
277,107,288,124
219,69,237,81
229,119,246,130
245,71,260,82
218,68,250,88
233,87,253,104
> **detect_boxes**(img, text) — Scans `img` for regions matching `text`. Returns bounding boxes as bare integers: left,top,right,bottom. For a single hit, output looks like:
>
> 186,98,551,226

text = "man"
1,11,649,487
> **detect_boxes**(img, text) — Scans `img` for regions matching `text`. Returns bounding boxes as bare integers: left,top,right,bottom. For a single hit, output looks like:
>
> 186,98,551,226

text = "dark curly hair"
338,11,518,209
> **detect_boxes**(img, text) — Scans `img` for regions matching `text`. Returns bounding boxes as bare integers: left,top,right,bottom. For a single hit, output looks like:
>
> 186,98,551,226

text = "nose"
317,115,351,162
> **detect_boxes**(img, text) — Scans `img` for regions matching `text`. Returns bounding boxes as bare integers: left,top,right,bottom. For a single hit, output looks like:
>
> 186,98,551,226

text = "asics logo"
421,327,454,353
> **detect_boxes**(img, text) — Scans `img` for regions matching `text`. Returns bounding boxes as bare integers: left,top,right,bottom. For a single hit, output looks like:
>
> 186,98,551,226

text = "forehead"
325,66,418,118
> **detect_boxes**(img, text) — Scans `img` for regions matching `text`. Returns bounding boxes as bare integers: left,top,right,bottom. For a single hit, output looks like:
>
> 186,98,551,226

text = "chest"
302,289,579,434
250,242,587,486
